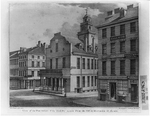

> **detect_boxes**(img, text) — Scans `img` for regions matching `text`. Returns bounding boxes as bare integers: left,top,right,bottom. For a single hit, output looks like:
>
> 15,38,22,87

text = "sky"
10,2,137,51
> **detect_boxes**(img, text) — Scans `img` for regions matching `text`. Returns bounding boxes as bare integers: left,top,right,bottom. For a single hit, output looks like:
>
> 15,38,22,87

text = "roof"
10,50,19,56
10,53,19,59
97,6,138,28
65,36,97,56
19,46,45,55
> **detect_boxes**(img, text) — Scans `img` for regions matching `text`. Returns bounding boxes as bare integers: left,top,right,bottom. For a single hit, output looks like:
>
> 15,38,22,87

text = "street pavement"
10,89,138,107
10,89,87,107
73,97,138,107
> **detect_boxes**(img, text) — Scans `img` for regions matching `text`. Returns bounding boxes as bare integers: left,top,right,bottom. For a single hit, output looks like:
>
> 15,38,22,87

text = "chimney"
120,8,125,18
20,47,26,53
107,11,113,16
127,4,133,9
43,44,45,48
114,8,120,14
37,41,41,47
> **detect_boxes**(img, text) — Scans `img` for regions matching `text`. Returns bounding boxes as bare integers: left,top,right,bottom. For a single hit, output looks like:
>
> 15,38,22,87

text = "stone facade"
40,12,98,95
97,5,139,103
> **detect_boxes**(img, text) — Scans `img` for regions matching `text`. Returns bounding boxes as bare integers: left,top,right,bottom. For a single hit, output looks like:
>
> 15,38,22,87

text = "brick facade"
97,6,139,103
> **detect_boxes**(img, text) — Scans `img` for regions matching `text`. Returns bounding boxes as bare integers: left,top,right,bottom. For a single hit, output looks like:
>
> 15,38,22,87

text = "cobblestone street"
10,89,138,107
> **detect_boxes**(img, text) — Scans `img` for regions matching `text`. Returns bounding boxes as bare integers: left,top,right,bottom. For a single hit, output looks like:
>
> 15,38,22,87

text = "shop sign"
140,75,149,110
110,35,126,41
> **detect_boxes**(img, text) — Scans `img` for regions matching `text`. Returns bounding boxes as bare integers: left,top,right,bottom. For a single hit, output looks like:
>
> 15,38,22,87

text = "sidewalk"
34,90,98,98
66,91,98,98
73,97,139,107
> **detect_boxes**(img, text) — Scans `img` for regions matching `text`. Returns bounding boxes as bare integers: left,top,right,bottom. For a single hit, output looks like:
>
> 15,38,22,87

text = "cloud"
10,3,137,51
43,29,53,38
60,22,80,38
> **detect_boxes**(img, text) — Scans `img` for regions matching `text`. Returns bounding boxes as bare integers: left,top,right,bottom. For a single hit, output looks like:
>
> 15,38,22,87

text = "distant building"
10,50,24,89
40,12,98,95
18,41,46,89
10,41,46,89
97,5,139,103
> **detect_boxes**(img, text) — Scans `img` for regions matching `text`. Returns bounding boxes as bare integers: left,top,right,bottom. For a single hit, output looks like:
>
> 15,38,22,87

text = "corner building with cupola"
97,5,139,103
39,12,98,95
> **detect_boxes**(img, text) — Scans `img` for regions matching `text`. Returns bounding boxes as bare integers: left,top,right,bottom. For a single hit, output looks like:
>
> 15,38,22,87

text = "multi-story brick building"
10,50,24,89
97,5,139,103
18,41,46,89
39,12,98,95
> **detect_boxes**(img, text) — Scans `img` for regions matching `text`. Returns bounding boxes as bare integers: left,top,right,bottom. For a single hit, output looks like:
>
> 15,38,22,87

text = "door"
131,84,138,102
110,82,116,100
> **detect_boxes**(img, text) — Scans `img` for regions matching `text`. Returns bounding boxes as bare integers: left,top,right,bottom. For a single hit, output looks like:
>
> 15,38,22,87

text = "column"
51,77,53,90
55,78,57,91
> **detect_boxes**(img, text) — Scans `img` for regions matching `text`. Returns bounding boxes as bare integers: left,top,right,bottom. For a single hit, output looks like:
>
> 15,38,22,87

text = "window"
38,56,40,59
111,26,115,36
82,76,85,87
95,59,97,69
50,59,52,69
87,76,90,87
82,58,85,69
62,57,66,68
24,70,26,76
50,50,52,53
56,43,58,52
56,58,58,69
42,62,45,67
37,71,40,76
102,28,107,38
32,71,34,76
102,44,107,54
111,43,115,53
77,58,80,69
130,22,136,33
120,60,125,75
77,76,80,88
91,76,93,86
111,61,115,75
95,76,97,86
102,61,106,75
131,39,136,51
97,59,98,69
37,62,40,67
120,41,125,52
130,59,136,74
24,61,26,67
87,59,90,69
32,61,34,67
120,24,125,35
32,55,34,59
91,59,93,69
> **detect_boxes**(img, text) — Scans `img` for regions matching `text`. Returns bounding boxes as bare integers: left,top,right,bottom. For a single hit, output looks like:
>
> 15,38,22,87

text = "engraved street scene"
10,3,139,107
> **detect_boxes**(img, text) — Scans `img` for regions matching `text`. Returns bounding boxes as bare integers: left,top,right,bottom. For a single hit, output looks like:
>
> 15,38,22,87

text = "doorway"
131,84,138,102
110,82,116,101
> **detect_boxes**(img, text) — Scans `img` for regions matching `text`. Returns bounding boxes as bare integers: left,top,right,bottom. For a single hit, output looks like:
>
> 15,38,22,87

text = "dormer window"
79,43,83,49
